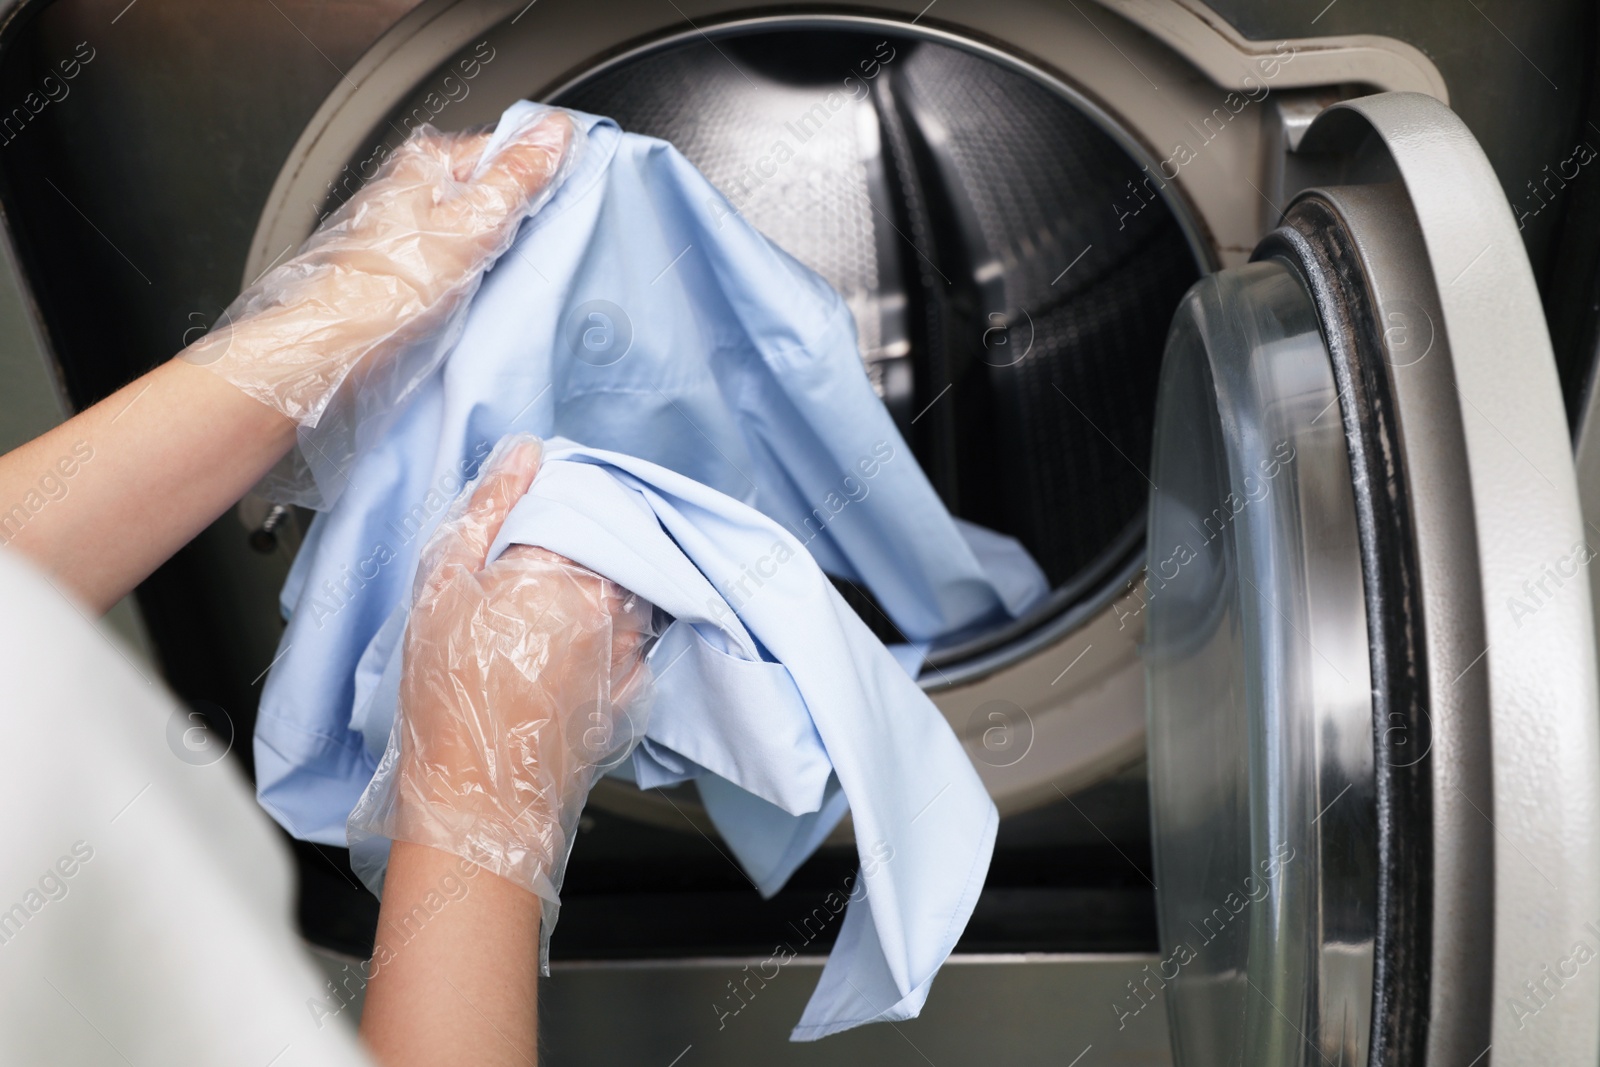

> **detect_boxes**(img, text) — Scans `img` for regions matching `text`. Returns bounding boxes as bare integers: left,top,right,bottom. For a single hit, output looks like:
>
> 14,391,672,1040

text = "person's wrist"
180,314,361,426
388,763,564,887
159,354,298,443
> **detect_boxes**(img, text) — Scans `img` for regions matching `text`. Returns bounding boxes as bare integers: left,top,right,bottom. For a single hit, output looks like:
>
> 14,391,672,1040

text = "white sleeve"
0,550,372,1067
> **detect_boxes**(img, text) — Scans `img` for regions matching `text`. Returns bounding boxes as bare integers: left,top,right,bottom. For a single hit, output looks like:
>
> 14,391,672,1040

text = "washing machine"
0,1,1596,1064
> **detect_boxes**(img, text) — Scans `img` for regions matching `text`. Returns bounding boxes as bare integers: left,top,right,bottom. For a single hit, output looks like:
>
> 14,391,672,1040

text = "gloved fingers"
380,114,569,243
382,111,568,199
609,639,655,726
498,544,655,683
452,436,543,559
467,110,575,216
418,435,544,591
402,538,656,794
349,460,657,968
446,126,495,182
189,108,582,511
499,544,639,613
382,124,458,186
371,114,571,273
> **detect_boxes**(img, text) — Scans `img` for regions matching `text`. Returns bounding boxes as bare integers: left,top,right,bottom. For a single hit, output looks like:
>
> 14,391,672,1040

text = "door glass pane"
1145,259,1375,1067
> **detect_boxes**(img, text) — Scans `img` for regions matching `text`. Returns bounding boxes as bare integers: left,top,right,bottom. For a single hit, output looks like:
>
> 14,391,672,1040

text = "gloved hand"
348,434,656,967
186,108,580,505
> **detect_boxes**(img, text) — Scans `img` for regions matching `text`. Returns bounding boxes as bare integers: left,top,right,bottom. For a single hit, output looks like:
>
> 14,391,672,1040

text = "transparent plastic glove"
348,434,656,969
185,107,581,508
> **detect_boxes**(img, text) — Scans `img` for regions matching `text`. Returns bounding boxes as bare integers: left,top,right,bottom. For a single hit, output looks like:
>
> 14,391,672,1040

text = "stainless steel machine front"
1,2,1598,1065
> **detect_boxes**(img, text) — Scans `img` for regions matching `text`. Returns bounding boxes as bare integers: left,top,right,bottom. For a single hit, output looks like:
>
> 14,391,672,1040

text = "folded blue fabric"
255,102,1046,1038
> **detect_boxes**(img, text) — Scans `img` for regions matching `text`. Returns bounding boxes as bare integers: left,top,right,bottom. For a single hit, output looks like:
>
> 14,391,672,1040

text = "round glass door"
1145,258,1376,1067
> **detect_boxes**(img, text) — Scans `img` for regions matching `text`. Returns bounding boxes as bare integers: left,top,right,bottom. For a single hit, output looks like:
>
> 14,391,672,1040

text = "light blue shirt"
256,102,1045,1039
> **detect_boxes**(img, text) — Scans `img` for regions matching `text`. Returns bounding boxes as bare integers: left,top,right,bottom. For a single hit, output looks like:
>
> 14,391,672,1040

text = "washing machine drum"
552,30,1201,655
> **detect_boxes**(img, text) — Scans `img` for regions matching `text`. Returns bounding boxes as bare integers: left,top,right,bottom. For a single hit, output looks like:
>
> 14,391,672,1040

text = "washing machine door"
1144,92,1600,1067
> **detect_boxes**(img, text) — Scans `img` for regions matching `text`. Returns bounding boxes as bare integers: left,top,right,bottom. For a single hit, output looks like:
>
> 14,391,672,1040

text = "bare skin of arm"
0,360,296,613
361,841,542,1067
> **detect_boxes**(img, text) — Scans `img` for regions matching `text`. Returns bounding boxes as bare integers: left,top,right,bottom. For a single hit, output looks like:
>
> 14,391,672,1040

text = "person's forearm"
0,114,573,617
360,841,541,1067
0,358,295,613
